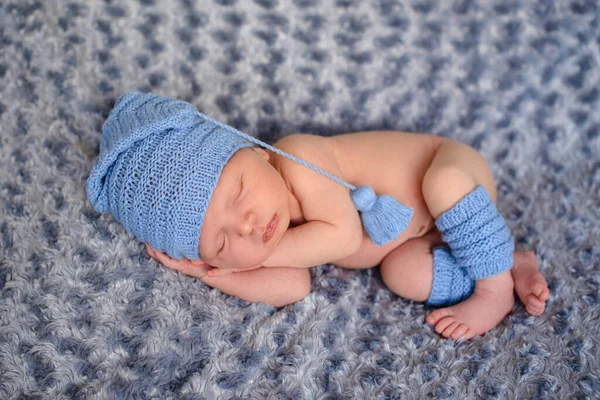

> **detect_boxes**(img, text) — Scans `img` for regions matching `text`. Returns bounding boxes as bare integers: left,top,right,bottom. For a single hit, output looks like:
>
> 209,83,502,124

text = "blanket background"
1,0,599,398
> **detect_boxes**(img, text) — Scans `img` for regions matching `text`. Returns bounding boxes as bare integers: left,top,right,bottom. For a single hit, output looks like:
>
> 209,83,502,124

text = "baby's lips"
262,214,279,242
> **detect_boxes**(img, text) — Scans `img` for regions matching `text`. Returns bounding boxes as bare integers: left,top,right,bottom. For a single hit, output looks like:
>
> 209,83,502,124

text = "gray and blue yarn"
87,92,413,260
427,185,514,306
2,1,598,397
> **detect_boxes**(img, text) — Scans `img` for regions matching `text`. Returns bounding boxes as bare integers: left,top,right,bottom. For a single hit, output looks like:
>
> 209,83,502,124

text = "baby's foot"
426,271,515,340
511,251,549,315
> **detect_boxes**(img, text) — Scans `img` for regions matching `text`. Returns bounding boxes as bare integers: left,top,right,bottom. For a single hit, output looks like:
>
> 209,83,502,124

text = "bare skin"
372,229,549,339
426,270,515,340
426,251,549,339
511,251,551,316
146,131,550,339
331,135,549,338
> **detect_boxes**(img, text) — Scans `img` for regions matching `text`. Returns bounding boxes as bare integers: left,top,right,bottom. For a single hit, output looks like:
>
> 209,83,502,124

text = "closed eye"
234,175,244,204
218,235,226,255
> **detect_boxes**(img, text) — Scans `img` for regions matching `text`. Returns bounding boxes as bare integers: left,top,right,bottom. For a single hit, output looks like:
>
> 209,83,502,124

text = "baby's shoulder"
273,133,334,156
272,133,361,231
272,133,340,181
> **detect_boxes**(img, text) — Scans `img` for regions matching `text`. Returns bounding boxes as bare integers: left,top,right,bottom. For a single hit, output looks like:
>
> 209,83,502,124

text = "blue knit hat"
88,92,415,261
87,92,252,260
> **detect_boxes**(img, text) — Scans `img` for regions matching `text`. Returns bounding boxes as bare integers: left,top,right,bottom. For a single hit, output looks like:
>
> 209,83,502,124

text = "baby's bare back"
274,131,444,269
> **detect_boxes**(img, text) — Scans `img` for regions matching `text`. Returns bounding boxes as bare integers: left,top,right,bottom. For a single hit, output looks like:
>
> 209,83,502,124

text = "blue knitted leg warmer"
426,246,475,306
435,185,514,281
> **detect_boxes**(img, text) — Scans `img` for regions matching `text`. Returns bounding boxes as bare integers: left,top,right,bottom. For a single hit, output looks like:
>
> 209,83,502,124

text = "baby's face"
199,147,291,270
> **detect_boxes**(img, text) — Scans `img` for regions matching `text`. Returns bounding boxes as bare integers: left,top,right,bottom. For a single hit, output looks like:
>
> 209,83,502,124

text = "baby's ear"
252,147,270,161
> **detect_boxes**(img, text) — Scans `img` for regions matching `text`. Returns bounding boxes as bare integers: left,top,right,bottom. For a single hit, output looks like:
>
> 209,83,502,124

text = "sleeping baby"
87,92,549,340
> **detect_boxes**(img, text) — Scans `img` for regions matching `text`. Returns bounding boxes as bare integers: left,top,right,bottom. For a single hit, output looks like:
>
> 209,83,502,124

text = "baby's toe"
442,321,460,337
534,284,550,301
434,316,457,335
526,305,543,316
426,307,455,325
450,324,470,340
525,294,545,315
462,328,476,340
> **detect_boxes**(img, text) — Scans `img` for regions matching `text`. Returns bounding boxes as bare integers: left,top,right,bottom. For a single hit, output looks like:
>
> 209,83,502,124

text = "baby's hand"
204,264,264,278
146,244,212,279
205,268,236,278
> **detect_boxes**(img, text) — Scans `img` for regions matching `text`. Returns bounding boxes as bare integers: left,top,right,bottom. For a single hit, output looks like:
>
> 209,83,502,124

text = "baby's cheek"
231,252,262,270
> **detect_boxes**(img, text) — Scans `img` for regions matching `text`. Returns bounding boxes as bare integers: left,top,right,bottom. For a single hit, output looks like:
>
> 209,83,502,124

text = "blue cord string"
195,111,356,191
194,109,414,246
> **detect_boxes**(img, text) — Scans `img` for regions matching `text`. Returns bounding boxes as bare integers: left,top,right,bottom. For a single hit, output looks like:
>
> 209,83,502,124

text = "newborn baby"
88,92,549,340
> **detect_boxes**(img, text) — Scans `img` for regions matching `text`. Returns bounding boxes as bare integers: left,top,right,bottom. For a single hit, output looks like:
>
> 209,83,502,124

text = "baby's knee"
422,141,497,203
423,165,476,198
380,243,434,302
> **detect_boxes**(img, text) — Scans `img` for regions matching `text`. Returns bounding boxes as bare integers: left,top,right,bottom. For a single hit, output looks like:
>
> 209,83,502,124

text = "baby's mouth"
262,213,279,243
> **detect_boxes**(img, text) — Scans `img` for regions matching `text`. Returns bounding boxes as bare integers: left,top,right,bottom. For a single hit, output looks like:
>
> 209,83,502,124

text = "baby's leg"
381,230,477,308
380,230,443,303
381,232,548,338
381,229,506,340
420,139,516,339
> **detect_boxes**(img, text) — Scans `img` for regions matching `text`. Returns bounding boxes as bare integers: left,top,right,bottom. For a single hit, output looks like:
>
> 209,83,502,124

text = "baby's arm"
263,134,363,269
263,220,360,268
147,245,310,307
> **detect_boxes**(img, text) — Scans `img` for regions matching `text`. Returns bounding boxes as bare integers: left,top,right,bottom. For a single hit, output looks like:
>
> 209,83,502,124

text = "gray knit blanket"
1,1,599,398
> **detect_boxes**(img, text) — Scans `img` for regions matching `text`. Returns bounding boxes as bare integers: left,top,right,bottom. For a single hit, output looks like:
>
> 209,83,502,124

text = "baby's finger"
178,263,213,279
190,259,208,267
161,254,211,278
150,249,185,271
206,268,234,278
146,244,156,258
145,247,211,279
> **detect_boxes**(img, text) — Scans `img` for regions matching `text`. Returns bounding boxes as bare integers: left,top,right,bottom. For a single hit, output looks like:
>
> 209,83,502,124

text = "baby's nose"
240,211,257,236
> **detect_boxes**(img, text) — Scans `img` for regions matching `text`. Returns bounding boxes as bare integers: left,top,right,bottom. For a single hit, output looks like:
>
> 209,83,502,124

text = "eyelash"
219,235,225,254
235,177,244,203
220,177,243,255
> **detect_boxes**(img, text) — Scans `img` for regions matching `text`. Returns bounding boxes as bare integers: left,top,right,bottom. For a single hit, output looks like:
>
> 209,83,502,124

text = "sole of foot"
511,251,550,316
